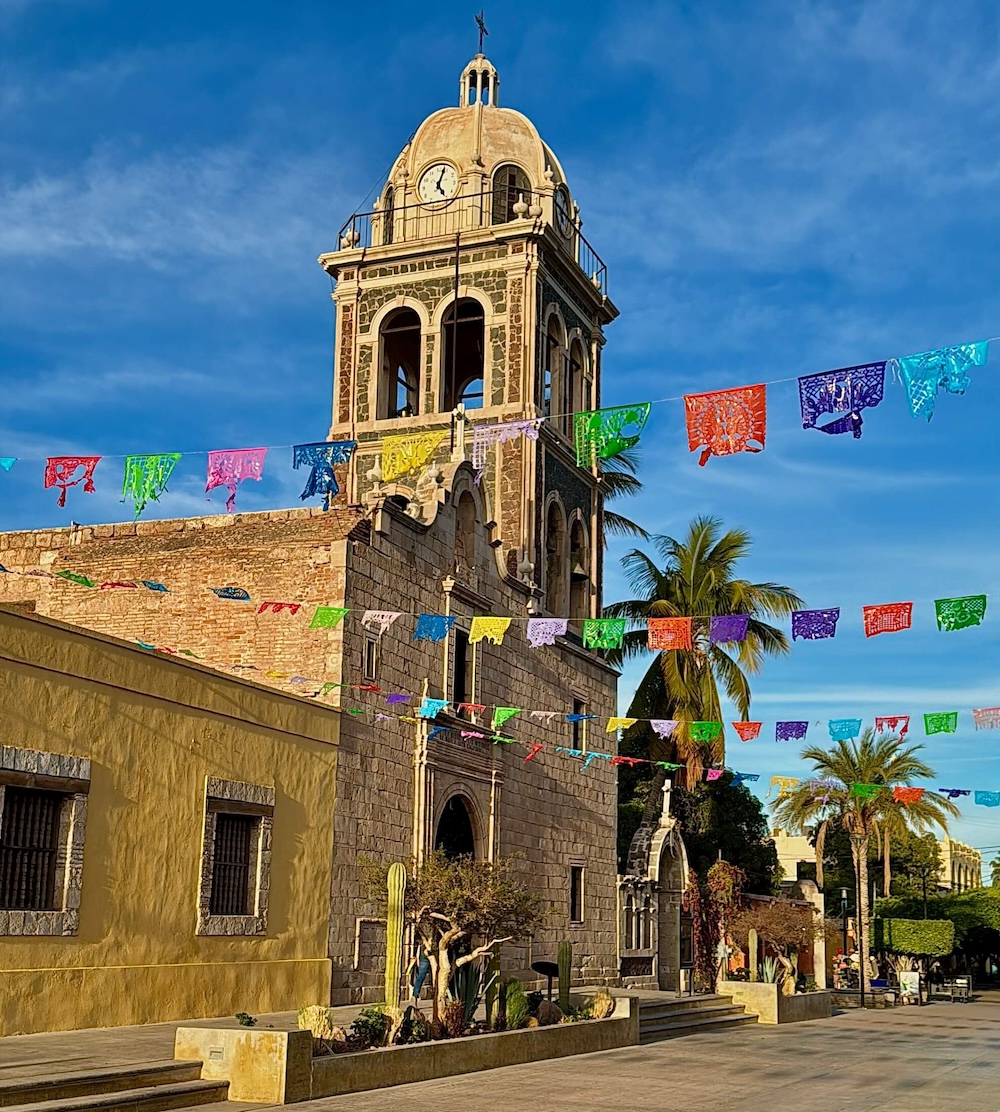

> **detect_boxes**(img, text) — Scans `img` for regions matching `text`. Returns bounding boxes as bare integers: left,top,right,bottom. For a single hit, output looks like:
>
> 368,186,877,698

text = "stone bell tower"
318,52,618,620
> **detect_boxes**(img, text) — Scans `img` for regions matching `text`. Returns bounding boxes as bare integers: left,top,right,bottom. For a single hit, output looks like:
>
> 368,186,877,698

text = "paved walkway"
297,995,1000,1112
4,993,1000,1110
0,1005,367,1081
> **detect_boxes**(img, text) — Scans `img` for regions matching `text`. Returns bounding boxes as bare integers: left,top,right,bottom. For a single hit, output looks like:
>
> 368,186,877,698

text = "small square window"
570,865,585,924
363,637,379,682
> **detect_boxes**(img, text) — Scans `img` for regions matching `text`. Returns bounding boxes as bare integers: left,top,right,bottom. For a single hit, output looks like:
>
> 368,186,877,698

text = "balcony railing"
336,188,608,296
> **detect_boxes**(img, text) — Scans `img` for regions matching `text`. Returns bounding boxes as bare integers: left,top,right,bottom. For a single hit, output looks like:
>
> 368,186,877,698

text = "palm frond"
603,510,650,540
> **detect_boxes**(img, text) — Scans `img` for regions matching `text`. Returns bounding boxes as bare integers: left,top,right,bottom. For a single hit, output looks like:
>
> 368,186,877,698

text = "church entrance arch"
434,794,477,859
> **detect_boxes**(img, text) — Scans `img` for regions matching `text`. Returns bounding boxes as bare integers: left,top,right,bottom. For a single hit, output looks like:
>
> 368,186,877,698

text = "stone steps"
638,995,758,1043
0,1062,227,1112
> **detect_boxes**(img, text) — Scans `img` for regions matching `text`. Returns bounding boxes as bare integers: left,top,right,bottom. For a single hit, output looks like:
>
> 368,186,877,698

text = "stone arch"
567,511,591,621
648,818,689,992
365,295,431,340
543,493,568,617
566,331,588,431
433,790,481,860
430,288,495,413
377,307,422,419
542,306,567,419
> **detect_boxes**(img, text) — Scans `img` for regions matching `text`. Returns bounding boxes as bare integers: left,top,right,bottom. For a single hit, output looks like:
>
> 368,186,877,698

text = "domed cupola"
460,53,500,108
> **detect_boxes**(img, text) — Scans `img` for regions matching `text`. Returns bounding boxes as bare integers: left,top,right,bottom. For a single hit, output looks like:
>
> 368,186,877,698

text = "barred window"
0,788,63,911
198,778,273,936
209,812,257,917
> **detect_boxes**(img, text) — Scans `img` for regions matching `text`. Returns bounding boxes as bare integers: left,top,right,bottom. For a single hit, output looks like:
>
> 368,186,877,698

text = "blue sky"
3,0,1000,855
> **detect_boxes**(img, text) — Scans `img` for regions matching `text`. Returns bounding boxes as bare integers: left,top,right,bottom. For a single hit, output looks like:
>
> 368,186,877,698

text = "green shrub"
350,1006,389,1048
875,918,955,957
234,1012,256,1027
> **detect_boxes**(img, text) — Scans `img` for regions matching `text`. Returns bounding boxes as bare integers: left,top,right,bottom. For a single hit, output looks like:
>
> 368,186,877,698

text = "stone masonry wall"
335,467,618,999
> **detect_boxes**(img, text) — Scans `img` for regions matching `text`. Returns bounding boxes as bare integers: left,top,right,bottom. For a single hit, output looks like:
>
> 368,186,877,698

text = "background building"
938,838,982,891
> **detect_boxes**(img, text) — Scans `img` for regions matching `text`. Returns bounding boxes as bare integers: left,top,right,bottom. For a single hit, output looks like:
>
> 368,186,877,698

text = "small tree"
729,899,821,991
362,853,543,1033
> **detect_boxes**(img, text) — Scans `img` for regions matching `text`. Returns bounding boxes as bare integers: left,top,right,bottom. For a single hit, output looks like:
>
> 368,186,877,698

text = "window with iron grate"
0,788,64,911
209,812,258,917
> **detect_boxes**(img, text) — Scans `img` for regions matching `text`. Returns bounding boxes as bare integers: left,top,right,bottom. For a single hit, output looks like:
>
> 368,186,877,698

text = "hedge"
875,889,1000,944
874,918,955,957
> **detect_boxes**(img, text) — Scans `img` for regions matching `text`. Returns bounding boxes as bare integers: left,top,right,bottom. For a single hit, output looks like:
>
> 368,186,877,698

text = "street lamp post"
840,888,849,990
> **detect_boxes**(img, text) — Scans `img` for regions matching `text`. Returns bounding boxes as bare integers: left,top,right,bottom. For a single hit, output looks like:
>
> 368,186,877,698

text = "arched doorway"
435,795,476,859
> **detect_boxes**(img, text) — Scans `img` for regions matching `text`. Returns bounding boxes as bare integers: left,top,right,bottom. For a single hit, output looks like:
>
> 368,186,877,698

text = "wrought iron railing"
337,189,609,296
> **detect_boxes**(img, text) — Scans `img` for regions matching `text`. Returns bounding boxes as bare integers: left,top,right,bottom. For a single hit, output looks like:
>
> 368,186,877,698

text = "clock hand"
436,167,446,194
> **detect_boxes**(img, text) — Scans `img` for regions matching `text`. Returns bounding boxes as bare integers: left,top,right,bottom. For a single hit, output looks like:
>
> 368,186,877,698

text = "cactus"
748,928,759,982
504,977,528,1029
485,947,501,1027
558,940,573,1012
385,863,407,1008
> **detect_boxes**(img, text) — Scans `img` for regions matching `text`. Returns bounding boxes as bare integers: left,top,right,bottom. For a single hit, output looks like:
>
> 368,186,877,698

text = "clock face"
554,187,572,235
418,162,459,203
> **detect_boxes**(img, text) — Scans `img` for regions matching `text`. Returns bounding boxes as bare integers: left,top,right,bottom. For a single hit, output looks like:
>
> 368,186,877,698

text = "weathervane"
476,10,489,53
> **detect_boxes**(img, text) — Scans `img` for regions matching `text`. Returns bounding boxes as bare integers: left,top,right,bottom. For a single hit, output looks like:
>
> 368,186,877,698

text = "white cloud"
0,143,351,265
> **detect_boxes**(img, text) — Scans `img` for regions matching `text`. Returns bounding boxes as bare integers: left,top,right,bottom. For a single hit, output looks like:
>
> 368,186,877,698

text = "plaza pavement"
2,993,999,1110
297,992,1000,1112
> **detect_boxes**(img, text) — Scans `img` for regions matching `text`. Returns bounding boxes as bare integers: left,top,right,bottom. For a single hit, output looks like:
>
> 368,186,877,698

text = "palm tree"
599,449,648,543
607,516,802,791
772,731,957,1000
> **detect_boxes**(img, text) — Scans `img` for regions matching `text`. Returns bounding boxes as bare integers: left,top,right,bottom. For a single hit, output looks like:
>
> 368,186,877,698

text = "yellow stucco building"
0,607,338,1036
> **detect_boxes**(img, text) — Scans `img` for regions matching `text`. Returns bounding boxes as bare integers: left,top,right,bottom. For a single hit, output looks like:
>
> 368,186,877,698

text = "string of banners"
768,777,1000,810
126,635,1000,799
0,557,992,648
77,614,1000,743
126,634,762,782
0,338,992,515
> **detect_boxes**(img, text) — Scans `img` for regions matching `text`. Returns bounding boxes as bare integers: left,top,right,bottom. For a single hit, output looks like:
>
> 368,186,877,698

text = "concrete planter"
719,981,831,1025
176,995,639,1103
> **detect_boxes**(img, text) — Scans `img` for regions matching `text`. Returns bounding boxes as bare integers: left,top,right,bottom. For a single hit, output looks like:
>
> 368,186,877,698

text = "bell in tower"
318,51,618,620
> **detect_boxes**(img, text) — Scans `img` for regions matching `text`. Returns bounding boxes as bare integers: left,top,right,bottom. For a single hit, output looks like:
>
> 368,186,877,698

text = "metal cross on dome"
476,10,489,52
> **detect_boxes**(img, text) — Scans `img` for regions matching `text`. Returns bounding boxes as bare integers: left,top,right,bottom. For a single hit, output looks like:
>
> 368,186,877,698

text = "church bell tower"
318,53,618,619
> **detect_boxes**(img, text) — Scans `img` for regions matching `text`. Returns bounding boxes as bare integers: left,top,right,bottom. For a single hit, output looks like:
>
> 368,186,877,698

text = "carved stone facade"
0,51,625,1004
618,784,689,992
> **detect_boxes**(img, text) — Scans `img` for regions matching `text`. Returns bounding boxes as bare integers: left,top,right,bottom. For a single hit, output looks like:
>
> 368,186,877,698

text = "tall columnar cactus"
748,928,759,983
558,940,573,1012
485,947,501,1027
385,862,407,1007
